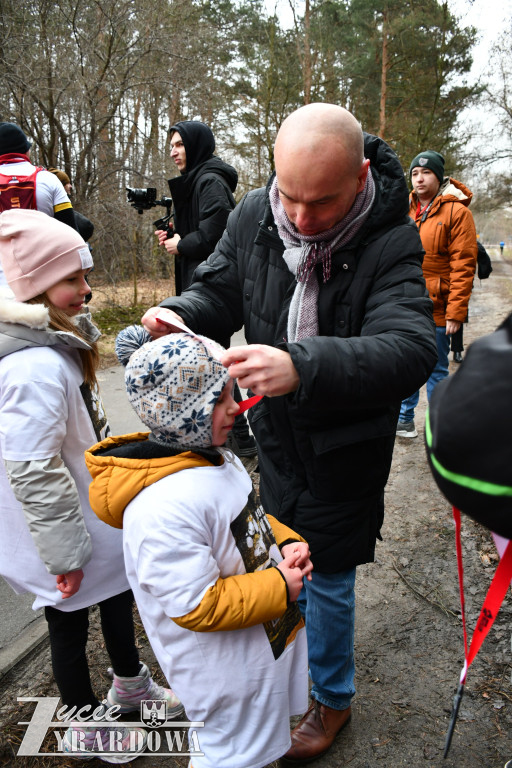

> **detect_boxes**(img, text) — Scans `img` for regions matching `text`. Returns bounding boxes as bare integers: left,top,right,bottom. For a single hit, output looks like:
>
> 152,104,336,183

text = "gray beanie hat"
118,327,231,450
409,150,445,183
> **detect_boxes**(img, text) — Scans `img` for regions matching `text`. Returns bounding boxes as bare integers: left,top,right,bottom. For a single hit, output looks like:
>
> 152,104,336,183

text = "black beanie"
409,150,445,183
0,122,31,155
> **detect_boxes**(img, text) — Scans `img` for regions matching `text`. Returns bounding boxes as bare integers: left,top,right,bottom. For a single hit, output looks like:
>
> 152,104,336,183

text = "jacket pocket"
425,275,446,316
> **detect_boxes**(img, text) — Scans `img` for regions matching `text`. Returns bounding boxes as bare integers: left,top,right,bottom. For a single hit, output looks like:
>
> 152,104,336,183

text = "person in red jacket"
396,151,477,439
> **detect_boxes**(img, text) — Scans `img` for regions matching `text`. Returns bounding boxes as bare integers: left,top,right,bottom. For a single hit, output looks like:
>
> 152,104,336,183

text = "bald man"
142,104,437,764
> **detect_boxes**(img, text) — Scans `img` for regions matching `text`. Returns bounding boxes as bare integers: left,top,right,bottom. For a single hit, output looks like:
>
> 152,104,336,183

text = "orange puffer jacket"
409,177,477,325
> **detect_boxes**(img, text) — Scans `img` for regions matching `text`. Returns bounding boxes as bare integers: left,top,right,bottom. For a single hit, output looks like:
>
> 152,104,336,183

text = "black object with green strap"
425,313,512,539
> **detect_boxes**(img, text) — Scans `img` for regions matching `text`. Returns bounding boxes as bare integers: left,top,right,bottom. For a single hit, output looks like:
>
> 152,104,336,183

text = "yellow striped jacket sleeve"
54,201,73,212
171,567,288,632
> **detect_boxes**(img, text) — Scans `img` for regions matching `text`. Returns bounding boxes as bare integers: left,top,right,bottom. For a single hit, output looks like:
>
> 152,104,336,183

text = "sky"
449,0,511,76
449,0,512,174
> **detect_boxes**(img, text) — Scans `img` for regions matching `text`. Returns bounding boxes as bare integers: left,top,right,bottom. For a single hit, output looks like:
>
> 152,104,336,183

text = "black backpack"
476,241,492,280
425,314,512,538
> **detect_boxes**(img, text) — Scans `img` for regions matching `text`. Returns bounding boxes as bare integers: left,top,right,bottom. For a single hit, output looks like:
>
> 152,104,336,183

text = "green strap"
425,408,512,497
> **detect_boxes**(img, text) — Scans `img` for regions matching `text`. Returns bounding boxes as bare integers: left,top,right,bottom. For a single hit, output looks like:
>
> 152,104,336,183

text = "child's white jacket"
0,289,130,611
86,431,309,768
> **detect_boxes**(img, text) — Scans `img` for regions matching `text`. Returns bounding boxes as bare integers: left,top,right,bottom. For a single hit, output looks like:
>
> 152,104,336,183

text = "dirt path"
1,253,511,768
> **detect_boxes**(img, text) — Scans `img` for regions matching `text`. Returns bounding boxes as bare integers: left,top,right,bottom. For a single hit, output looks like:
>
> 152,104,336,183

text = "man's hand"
221,345,300,397
446,320,461,335
155,230,181,255
56,569,84,599
141,307,185,338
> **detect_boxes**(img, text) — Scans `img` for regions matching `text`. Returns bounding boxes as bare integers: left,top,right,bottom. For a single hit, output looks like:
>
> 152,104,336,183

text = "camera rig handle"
154,211,174,239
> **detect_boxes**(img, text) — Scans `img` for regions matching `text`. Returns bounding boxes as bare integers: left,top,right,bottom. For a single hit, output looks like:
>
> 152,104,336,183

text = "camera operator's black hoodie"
168,120,238,294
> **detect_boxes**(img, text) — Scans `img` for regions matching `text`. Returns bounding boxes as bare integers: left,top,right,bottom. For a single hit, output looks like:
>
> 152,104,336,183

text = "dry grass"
88,278,174,369
91,278,174,311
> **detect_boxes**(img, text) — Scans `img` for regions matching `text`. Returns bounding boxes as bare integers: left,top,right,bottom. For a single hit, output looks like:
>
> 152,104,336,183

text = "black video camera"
126,186,174,238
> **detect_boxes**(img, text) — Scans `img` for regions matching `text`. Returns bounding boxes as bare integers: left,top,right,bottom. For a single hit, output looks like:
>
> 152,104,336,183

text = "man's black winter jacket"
161,133,437,572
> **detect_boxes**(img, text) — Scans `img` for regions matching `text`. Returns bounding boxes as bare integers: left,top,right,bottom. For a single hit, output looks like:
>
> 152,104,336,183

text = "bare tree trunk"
379,10,389,139
303,0,312,104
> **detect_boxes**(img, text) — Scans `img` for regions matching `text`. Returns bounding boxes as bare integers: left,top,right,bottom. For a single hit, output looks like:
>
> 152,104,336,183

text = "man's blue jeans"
399,326,450,423
297,567,356,710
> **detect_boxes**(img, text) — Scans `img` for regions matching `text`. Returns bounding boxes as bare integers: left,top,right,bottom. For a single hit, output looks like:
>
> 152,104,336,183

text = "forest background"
1,0,512,298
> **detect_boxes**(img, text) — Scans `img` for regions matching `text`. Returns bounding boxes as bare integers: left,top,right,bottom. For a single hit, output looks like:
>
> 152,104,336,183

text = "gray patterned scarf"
269,170,375,341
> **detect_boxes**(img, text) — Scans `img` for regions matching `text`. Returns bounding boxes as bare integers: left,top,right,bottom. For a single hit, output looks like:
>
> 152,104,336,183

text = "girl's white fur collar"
0,286,49,329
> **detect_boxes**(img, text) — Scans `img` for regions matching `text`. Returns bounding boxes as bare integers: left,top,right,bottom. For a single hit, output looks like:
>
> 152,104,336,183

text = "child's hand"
281,542,313,582
277,553,305,602
56,569,84,599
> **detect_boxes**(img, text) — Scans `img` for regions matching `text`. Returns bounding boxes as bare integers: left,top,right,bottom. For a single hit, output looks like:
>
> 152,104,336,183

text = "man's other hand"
221,345,300,397
142,307,185,338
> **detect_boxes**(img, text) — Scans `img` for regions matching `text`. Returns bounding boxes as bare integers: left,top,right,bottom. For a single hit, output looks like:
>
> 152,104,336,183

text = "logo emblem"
419,157,428,166
141,700,168,728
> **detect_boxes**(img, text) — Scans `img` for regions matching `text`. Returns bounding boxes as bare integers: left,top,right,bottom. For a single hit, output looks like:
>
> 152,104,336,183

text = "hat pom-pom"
115,325,152,366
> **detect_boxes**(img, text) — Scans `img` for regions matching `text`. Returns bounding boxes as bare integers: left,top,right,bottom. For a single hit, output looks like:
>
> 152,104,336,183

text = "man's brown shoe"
280,699,351,764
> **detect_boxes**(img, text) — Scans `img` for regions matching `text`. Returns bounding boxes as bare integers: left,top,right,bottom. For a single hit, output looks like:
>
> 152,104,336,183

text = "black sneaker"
453,351,463,363
396,420,418,438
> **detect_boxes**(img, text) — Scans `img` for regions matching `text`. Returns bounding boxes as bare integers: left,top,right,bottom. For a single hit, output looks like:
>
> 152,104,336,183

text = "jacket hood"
169,120,215,171
362,133,410,233
0,286,93,359
410,176,473,210
85,432,215,529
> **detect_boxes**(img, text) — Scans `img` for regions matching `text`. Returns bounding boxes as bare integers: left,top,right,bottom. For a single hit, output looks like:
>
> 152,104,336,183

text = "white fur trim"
0,288,49,329
443,182,468,202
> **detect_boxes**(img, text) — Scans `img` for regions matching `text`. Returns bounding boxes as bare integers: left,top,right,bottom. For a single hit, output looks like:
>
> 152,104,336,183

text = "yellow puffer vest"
85,432,214,529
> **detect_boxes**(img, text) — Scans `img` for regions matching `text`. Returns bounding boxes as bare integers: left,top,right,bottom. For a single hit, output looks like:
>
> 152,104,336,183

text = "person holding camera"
155,120,237,296
156,120,256,458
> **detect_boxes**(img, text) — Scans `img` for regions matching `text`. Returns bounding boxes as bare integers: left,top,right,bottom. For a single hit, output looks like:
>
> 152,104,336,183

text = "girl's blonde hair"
27,295,99,386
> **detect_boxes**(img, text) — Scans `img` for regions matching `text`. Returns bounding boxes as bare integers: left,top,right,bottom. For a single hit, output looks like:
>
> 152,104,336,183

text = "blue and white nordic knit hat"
116,326,231,449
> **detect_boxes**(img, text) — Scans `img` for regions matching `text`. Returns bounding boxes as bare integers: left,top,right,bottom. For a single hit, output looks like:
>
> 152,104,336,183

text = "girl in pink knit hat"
0,209,182,763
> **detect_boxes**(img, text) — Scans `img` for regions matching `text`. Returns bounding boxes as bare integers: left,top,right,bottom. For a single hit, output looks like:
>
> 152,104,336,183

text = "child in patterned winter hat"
117,325,233,454
85,324,313,768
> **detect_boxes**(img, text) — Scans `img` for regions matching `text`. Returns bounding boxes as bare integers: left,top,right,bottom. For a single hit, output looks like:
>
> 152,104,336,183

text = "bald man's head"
274,103,369,235
275,103,364,174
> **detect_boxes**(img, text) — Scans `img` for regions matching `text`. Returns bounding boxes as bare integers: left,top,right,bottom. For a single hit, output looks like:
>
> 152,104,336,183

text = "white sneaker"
107,663,184,718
